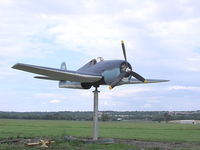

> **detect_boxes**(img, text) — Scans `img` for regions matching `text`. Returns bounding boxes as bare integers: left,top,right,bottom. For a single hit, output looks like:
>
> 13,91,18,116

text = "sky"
0,0,200,112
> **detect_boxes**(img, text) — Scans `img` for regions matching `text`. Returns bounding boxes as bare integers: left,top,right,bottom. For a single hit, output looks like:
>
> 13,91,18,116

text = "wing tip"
160,80,170,82
11,63,20,69
12,63,29,69
146,79,170,83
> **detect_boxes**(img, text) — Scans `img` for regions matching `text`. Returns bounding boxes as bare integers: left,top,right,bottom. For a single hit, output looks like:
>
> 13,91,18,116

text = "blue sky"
0,0,200,111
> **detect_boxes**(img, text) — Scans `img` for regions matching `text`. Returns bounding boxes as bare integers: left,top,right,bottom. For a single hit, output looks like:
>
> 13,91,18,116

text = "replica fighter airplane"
12,40,169,89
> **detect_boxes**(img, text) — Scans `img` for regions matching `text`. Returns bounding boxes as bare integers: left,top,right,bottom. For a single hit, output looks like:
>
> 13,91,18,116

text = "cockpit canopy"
89,57,104,65
78,57,104,71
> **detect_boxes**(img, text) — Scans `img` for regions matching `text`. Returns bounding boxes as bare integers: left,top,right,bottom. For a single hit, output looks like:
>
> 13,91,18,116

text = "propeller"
108,40,147,90
121,40,127,66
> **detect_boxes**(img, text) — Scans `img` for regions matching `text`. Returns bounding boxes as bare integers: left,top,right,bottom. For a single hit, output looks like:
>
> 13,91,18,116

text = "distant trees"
163,112,171,123
0,111,93,121
0,111,200,121
101,113,110,121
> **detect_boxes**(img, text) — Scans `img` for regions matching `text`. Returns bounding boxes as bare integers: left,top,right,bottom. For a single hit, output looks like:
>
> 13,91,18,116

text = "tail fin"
59,62,67,86
61,62,67,70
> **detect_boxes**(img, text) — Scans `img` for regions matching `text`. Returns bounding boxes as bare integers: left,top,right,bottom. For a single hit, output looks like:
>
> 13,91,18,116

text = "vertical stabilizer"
61,62,67,70
59,62,67,86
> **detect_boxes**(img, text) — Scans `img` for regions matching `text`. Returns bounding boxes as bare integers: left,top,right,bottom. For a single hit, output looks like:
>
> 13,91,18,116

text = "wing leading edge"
119,78,169,85
12,63,102,83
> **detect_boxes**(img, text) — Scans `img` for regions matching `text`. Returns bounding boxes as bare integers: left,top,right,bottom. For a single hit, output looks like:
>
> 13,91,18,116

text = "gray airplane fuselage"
78,60,131,83
60,59,132,89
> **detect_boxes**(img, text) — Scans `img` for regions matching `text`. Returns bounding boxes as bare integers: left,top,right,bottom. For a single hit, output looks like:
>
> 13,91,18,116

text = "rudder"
61,62,67,70
59,62,67,86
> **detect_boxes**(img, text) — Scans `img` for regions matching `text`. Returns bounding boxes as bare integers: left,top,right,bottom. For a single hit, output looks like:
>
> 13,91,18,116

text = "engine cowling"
102,62,132,84
102,68,121,84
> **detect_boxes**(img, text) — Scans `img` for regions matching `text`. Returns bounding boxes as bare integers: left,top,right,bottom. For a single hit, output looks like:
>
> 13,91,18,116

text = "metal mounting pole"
93,87,100,140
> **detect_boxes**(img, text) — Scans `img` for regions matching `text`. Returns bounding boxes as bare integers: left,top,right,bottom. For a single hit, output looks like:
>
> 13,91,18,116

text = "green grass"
0,142,140,150
0,119,200,142
0,119,200,149
99,121,200,142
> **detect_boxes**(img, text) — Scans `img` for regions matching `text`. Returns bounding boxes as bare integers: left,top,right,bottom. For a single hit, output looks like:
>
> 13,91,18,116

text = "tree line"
0,111,200,121
0,111,92,120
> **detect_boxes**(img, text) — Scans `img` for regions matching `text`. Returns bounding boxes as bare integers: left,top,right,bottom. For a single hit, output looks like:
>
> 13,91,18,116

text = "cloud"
142,103,152,109
49,99,61,104
147,18,200,50
47,15,123,59
147,97,160,103
1,0,200,111
79,87,154,110
0,0,13,5
80,87,151,100
168,85,200,91
35,93,56,98
35,0,200,78
1,0,200,67
35,93,66,100
186,56,200,72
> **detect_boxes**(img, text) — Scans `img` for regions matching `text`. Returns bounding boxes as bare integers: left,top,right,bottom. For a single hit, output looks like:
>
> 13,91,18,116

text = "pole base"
92,138,115,144
64,136,114,144
82,138,115,144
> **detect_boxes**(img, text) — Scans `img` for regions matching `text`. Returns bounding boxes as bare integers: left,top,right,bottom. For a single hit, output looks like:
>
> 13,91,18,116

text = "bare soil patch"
115,138,200,149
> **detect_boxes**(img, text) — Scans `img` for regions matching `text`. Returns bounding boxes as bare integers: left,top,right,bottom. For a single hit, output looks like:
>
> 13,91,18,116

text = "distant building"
116,118,122,121
170,120,199,124
98,112,103,118
180,120,196,124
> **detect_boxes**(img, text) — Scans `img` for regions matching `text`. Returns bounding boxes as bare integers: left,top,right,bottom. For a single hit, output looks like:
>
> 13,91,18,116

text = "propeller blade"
130,71,147,82
108,40,146,90
109,72,127,90
121,40,127,66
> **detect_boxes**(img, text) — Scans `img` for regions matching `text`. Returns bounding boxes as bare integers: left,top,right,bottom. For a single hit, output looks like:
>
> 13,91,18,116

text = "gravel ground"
1,137,200,149
115,138,200,149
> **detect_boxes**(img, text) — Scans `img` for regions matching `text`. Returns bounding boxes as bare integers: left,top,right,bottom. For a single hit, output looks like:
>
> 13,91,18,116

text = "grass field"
0,119,200,149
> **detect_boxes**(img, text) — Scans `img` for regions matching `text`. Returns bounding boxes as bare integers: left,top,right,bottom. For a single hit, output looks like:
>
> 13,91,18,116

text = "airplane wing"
12,63,102,83
119,78,169,85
